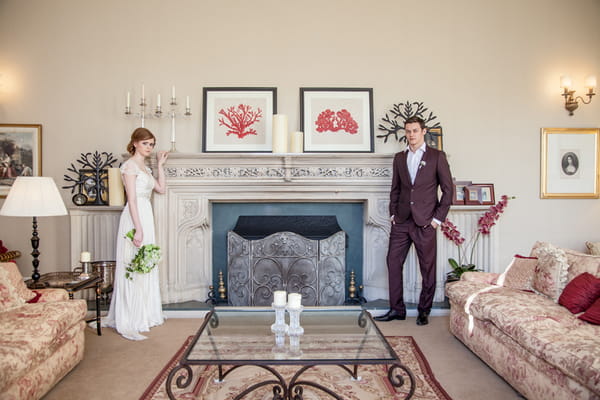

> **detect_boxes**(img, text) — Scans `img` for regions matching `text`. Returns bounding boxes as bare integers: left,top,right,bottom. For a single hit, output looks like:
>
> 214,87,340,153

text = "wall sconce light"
560,75,596,115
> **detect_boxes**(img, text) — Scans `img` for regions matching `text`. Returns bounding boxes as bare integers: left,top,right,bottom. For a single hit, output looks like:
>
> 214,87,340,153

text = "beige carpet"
140,335,452,400
42,316,523,400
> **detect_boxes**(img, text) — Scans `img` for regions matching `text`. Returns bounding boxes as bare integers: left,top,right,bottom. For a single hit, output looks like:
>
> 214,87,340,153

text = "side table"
27,272,103,336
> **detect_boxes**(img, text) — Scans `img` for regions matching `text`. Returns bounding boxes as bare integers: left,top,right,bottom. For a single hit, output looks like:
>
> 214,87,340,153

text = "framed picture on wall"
0,124,42,197
426,127,443,150
300,88,374,152
202,87,277,152
540,127,600,198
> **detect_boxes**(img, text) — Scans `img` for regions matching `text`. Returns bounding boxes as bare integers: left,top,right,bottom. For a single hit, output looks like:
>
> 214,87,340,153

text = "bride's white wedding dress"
103,159,165,340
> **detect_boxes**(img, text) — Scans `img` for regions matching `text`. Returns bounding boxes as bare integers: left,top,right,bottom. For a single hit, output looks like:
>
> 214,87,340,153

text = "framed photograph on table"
202,87,277,152
452,180,472,205
79,169,108,205
300,88,374,152
540,128,600,199
0,124,42,197
426,127,443,150
466,183,495,205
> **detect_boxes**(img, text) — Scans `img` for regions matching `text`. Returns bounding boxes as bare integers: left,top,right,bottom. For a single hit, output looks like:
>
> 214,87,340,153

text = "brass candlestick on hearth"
218,271,227,300
348,270,357,299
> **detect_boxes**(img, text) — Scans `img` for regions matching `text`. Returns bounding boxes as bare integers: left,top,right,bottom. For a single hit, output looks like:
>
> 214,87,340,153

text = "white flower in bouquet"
124,229,161,280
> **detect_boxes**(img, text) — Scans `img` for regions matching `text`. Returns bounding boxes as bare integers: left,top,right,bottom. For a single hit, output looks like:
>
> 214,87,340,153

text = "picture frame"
540,127,600,199
300,88,374,152
202,87,277,152
0,124,42,197
426,127,443,150
79,169,108,205
465,183,496,206
452,180,472,205
464,184,495,205
464,185,482,205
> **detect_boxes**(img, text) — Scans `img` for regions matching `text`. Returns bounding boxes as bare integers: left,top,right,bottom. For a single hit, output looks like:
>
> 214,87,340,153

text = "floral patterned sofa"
0,262,87,400
446,242,600,400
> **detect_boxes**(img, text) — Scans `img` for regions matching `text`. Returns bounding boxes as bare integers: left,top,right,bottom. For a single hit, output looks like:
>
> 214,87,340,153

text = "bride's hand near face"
156,151,169,167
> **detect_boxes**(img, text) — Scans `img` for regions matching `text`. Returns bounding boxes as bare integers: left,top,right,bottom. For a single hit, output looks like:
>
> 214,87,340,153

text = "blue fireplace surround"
211,202,364,296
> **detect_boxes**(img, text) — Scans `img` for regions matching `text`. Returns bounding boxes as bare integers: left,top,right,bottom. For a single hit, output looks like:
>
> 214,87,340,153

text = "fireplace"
227,216,346,306
146,153,499,306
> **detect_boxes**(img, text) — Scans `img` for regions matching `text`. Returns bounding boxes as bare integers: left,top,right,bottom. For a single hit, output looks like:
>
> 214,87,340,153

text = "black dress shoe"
374,309,406,322
416,311,429,326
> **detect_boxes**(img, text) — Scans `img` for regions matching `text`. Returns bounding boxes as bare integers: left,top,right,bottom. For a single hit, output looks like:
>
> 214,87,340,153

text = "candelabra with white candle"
124,84,191,151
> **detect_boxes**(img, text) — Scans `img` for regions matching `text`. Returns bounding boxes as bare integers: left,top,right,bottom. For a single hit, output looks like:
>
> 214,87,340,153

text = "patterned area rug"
140,336,452,400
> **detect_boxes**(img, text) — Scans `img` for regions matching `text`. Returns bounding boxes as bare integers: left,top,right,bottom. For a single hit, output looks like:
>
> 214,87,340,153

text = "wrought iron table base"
166,361,415,400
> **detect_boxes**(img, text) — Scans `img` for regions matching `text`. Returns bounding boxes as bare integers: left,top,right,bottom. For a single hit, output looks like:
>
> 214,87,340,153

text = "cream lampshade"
0,177,67,285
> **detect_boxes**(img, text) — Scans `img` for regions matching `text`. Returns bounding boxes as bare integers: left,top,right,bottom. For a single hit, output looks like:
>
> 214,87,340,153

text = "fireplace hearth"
227,216,346,306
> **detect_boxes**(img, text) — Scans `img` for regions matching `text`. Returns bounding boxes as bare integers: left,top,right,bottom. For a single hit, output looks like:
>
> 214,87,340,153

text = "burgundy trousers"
386,217,437,315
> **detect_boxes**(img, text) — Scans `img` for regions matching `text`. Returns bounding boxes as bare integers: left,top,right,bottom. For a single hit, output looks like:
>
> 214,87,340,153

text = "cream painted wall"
0,0,599,279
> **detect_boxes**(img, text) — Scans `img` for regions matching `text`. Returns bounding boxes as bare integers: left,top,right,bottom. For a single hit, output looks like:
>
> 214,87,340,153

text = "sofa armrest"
32,288,69,302
461,271,500,285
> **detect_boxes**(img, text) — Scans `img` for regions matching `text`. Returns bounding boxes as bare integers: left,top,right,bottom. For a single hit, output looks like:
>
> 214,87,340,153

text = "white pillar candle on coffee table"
271,290,289,335
287,292,302,309
273,290,287,307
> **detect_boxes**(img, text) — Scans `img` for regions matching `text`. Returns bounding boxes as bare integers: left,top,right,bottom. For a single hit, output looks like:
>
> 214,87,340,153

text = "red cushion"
579,296,600,325
558,272,600,313
26,290,42,303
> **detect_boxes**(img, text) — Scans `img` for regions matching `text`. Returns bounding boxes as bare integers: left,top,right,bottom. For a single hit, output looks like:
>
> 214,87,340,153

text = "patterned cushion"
579,297,600,325
586,241,600,256
0,268,25,312
496,255,537,291
558,273,600,314
0,262,35,302
561,248,600,284
530,242,569,302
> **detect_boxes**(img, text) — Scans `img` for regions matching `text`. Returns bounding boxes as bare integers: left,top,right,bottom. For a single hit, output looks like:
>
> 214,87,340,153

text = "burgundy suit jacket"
389,146,453,227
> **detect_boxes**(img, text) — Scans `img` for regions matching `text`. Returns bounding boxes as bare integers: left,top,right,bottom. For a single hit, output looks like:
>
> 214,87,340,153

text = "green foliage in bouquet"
124,229,161,280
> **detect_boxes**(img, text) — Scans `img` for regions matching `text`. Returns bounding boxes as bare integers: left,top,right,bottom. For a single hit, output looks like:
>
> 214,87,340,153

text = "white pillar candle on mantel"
289,131,303,153
80,251,91,262
272,114,288,153
108,167,125,206
288,292,302,309
273,290,287,306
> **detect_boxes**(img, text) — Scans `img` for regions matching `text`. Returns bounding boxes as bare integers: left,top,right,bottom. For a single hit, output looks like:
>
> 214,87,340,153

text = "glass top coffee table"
166,307,414,400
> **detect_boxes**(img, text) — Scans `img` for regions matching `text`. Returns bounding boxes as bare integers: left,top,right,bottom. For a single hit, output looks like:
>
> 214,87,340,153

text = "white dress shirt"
407,142,426,184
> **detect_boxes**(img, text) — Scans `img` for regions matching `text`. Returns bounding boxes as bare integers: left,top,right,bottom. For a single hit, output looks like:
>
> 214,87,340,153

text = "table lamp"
0,177,68,285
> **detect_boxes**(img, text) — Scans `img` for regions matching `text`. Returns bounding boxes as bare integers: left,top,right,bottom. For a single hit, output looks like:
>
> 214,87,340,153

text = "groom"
375,116,453,325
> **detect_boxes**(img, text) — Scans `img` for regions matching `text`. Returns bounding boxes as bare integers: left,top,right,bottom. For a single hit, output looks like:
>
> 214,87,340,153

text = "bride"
104,127,168,340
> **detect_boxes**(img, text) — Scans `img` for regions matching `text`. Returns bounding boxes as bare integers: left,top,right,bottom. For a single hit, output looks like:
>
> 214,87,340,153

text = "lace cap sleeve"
120,160,139,176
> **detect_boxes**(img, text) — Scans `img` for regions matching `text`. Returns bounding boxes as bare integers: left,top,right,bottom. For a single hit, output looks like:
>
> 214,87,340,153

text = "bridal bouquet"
124,229,161,280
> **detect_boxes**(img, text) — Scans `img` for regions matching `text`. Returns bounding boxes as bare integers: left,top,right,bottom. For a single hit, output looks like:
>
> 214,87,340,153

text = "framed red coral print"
202,87,277,152
300,88,374,152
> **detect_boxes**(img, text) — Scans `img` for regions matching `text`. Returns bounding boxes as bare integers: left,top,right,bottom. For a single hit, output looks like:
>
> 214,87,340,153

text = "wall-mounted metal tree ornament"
62,151,117,206
377,101,442,147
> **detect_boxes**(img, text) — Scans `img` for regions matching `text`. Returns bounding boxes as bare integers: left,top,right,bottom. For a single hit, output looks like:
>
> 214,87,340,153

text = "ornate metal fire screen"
227,216,346,306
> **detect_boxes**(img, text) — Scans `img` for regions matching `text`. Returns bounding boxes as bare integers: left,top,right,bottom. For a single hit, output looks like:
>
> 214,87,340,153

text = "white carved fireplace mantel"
149,153,499,305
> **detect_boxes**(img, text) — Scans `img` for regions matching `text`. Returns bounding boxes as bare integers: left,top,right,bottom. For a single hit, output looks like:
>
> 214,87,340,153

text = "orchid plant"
441,195,515,280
